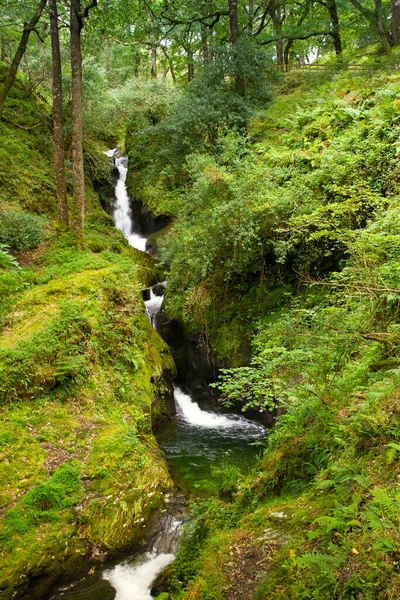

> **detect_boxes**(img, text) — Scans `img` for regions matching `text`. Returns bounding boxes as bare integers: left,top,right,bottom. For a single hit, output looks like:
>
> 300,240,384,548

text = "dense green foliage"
135,67,400,600
2,1,400,598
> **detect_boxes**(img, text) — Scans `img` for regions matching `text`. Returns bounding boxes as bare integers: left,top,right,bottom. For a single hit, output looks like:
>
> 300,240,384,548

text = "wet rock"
142,288,151,301
152,283,166,297
156,312,224,409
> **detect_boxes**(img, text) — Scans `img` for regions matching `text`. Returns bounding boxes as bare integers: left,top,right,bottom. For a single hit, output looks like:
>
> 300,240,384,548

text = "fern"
371,487,400,523
386,442,400,464
313,515,344,534
315,479,335,490
296,552,342,570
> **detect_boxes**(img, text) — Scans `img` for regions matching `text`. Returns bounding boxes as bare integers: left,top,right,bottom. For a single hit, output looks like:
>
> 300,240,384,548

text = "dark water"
155,386,265,496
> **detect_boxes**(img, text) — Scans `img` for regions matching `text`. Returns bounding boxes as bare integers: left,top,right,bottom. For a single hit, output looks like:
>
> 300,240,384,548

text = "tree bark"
268,0,285,69
151,43,157,78
228,0,239,45
349,0,391,53
326,0,343,59
284,38,294,70
248,0,254,33
161,46,176,83
49,0,69,225
70,0,85,247
187,48,195,82
1,35,7,63
274,18,284,69
391,0,400,44
228,0,244,94
201,24,209,62
0,0,47,119
375,0,391,52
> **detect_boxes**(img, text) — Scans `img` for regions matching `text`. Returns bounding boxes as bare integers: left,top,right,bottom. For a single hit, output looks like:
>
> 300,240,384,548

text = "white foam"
174,385,262,431
104,147,117,157
103,552,175,600
112,157,148,252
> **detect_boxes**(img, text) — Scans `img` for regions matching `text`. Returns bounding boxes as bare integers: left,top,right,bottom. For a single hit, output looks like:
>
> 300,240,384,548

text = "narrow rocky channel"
47,150,265,600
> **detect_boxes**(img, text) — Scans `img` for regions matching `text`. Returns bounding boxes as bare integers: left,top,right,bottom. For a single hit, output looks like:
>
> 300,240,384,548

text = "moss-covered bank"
0,63,176,599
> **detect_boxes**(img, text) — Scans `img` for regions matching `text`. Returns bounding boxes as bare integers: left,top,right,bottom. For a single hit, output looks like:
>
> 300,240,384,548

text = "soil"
222,529,287,600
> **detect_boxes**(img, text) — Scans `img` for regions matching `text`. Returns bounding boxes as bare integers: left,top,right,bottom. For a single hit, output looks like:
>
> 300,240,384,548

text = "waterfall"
100,148,264,600
113,156,148,252
145,282,166,329
103,515,181,600
173,385,264,433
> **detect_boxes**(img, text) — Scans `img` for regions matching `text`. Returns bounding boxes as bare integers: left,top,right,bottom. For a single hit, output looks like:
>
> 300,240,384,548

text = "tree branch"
258,29,331,45
79,0,97,19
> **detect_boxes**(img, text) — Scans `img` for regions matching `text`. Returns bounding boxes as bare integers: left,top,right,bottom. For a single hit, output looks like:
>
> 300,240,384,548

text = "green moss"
0,73,176,598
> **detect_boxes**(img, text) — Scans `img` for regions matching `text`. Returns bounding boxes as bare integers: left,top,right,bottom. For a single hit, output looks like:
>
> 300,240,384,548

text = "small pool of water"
155,386,265,496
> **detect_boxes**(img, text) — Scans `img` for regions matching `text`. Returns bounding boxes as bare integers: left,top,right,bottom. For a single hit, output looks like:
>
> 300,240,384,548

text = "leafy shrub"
0,244,19,270
0,210,45,251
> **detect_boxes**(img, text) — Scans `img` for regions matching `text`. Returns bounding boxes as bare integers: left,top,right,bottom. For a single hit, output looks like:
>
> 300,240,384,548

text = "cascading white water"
113,156,148,252
104,554,175,600
104,148,117,158
145,282,166,328
103,516,181,600
100,148,263,600
173,385,264,433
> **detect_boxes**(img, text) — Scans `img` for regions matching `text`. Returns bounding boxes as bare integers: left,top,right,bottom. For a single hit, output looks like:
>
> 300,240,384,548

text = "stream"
46,150,265,600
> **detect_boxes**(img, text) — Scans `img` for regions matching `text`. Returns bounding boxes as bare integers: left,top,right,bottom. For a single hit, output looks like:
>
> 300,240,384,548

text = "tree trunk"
151,43,157,78
187,48,195,82
228,0,244,95
161,46,176,83
284,38,294,70
49,0,69,226
248,0,254,33
70,0,85,247
0,0,47,119
326,0,343,60
349,0,391,53
391,0,400,44
1,35,7,63
375,0,392,52
273,17,284,69
228,0,239,45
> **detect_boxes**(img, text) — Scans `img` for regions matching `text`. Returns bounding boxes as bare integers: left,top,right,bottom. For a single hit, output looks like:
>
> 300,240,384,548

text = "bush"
0,210,45,251
0,244,19,270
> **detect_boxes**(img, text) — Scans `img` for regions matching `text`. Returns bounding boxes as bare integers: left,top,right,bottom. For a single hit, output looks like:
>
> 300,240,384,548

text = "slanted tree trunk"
0,0,47,119
70,0,85,247
161,46,176,83
391,0,400,44
49,0,68,225
349,0,391,53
